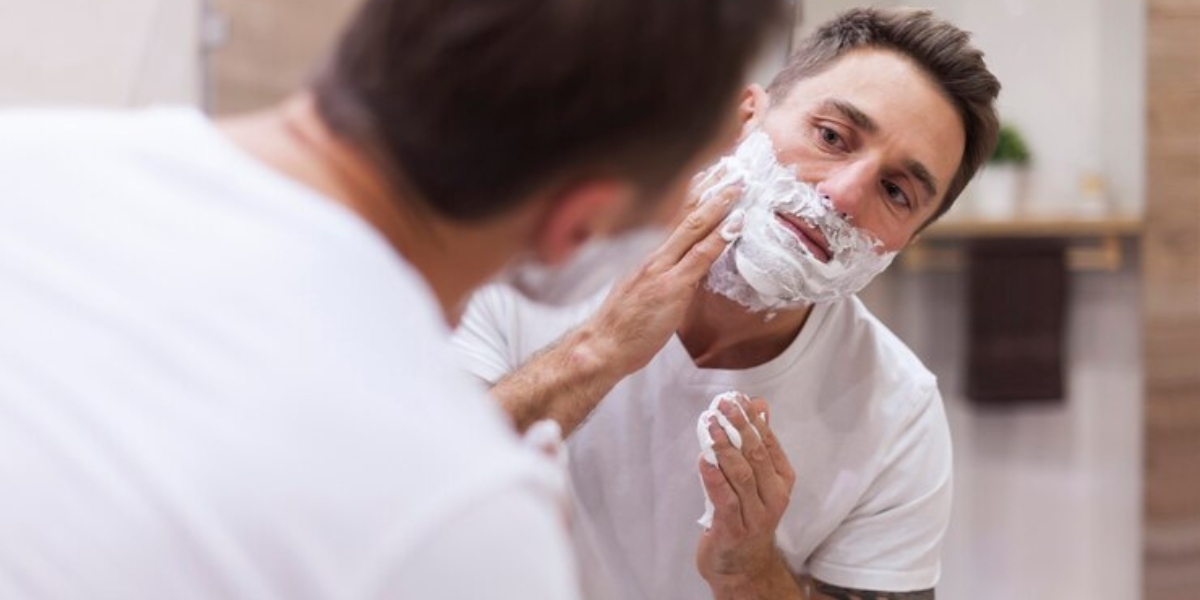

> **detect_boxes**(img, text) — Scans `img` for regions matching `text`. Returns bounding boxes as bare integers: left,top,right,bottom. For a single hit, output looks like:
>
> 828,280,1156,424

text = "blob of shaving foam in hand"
696,391,763,529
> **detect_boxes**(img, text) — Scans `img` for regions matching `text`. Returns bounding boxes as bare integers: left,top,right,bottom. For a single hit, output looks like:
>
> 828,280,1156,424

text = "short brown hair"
767,7,1001,223
313,0,782,222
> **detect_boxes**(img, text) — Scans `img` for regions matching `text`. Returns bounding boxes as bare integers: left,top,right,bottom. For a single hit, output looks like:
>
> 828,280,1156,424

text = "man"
454,8,1001,599
0,0,781,597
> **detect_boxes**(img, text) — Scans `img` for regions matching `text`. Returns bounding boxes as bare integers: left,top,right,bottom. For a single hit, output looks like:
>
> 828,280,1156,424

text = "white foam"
699,131,897,312
696,391,761,529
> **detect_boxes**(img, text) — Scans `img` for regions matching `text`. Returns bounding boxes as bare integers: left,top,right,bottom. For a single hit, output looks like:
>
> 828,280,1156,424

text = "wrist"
565,321,632,382
703,548,793,600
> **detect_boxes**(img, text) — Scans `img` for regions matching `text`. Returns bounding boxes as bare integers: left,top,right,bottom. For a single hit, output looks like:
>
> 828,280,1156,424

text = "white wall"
0,0,202,107
800,0,1146,214
864,260,1143,600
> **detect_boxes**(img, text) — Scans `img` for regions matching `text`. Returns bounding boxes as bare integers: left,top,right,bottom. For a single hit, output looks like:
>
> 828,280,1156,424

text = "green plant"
991,124,1031,165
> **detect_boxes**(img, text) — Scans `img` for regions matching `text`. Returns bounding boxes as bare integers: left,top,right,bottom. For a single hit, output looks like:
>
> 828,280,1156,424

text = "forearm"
491,322,628,435
705,549,807,600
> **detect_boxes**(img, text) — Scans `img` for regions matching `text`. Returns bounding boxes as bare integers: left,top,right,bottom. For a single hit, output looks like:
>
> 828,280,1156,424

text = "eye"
883,181,912,210
816,125,846,150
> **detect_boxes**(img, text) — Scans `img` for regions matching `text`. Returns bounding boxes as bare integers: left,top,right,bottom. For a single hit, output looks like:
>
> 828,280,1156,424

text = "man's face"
753,48,965,253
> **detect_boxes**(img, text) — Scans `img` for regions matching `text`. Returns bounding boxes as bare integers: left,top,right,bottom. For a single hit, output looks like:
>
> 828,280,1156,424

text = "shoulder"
454,282,607,379
815,296,938,411
0,107,229,192
0,106,200,154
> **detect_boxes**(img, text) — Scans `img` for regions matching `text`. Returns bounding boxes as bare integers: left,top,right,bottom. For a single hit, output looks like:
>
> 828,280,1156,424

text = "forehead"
768,49,965,190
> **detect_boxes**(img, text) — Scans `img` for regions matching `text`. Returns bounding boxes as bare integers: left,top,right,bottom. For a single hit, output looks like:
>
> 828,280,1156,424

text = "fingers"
749,399,796,488
718,397,794,512
698,455,745,536
677,165,729,223
707,415,765,526
654,183,741,268
669,212,740,286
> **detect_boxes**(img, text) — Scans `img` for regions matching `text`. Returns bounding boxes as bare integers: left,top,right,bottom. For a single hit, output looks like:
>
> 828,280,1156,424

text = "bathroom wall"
801,0,1145,215
793,1,1146,598
1143,0,1200,597
0,0,201,107
207,0,360,114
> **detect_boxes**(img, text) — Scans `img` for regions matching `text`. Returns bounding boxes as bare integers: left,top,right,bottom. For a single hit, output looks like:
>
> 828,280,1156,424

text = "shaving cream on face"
697,391,761,529
697,131,898,312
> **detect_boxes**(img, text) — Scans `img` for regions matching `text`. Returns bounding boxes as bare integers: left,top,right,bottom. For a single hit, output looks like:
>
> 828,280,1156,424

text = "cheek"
844,210,911,253
873,225,915,253
778,147,828,179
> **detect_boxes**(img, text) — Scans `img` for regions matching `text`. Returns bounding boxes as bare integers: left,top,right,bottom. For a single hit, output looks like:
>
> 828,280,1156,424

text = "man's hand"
493,180,743,435
697,396,802,599
578,181,744,376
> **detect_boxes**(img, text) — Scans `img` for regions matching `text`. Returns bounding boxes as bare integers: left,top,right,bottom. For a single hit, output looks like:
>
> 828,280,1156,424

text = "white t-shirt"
0,108,579,600
454,284,952,598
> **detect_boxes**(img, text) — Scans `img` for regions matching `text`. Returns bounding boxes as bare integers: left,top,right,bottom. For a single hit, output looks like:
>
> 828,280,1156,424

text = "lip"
775,212,832,263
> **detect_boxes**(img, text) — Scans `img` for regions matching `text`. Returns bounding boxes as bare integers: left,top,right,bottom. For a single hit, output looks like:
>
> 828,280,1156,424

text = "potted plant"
972,124,1032,218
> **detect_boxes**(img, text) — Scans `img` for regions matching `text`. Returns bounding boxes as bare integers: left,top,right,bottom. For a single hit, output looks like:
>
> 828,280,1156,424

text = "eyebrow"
906,159,939,203
822,99,878,134
821,97,941,203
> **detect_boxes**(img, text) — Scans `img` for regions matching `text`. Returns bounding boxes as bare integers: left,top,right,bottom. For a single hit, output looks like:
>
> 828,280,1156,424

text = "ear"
532,179,636,266
737,84,771,139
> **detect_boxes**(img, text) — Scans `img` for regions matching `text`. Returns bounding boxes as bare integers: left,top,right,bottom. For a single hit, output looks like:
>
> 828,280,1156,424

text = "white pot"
971,164,1026,219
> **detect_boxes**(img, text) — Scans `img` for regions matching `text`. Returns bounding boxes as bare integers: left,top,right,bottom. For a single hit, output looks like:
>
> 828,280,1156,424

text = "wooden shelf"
922,213,1143,239
904,212,1143,272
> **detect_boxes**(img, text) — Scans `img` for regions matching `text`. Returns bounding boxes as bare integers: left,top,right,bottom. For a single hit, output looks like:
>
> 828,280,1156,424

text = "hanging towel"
965,238,1069,403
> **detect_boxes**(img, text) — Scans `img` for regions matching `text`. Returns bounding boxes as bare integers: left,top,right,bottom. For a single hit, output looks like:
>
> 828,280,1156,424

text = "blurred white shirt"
0,107,578,600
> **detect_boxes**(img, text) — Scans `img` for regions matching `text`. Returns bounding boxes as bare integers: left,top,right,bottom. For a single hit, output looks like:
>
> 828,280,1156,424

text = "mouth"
775,212,832,263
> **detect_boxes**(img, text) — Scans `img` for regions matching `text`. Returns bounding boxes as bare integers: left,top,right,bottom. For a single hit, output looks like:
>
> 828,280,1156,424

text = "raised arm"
493,184,742,434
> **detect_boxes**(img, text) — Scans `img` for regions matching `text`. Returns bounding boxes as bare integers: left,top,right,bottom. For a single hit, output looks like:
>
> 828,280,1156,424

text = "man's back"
0,108,576,599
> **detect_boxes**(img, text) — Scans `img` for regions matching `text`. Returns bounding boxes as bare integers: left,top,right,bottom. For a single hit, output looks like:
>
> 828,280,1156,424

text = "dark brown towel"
965,238,1069,403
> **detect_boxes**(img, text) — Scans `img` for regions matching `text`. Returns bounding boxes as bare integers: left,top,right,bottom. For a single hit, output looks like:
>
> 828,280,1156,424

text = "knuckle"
783,468,797,487
768,489,791,511
731,465,756,488
716,492,740,513
687,236,726,264
682,212,707,232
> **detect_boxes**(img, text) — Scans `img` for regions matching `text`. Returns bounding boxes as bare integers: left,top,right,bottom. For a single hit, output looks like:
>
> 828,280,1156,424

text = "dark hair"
313,0,783,222
767,7,1001,223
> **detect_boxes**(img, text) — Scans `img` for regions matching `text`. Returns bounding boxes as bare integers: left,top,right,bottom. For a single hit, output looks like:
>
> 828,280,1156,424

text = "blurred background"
0,1,1194,598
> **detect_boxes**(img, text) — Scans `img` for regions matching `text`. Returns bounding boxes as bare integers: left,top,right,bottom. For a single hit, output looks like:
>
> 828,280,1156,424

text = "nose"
815,161,874,220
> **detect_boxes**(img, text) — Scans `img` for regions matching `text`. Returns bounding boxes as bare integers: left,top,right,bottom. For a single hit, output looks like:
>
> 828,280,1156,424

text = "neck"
677,289,813,370
216,94,536,325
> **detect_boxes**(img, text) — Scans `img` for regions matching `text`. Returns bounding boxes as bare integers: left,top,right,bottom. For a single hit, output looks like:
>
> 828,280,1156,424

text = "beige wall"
207,0,361,115
0,0,200,107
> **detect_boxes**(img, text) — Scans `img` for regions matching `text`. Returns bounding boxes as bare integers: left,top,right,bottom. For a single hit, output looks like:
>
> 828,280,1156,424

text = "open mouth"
775,212,832,263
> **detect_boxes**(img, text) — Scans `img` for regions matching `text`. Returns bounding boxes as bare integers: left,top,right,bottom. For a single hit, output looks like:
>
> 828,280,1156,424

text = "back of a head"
768,7,1001,223
314,0,783,222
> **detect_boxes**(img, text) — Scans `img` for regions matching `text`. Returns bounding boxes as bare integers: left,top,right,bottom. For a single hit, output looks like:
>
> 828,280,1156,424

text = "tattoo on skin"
813,581,934,600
